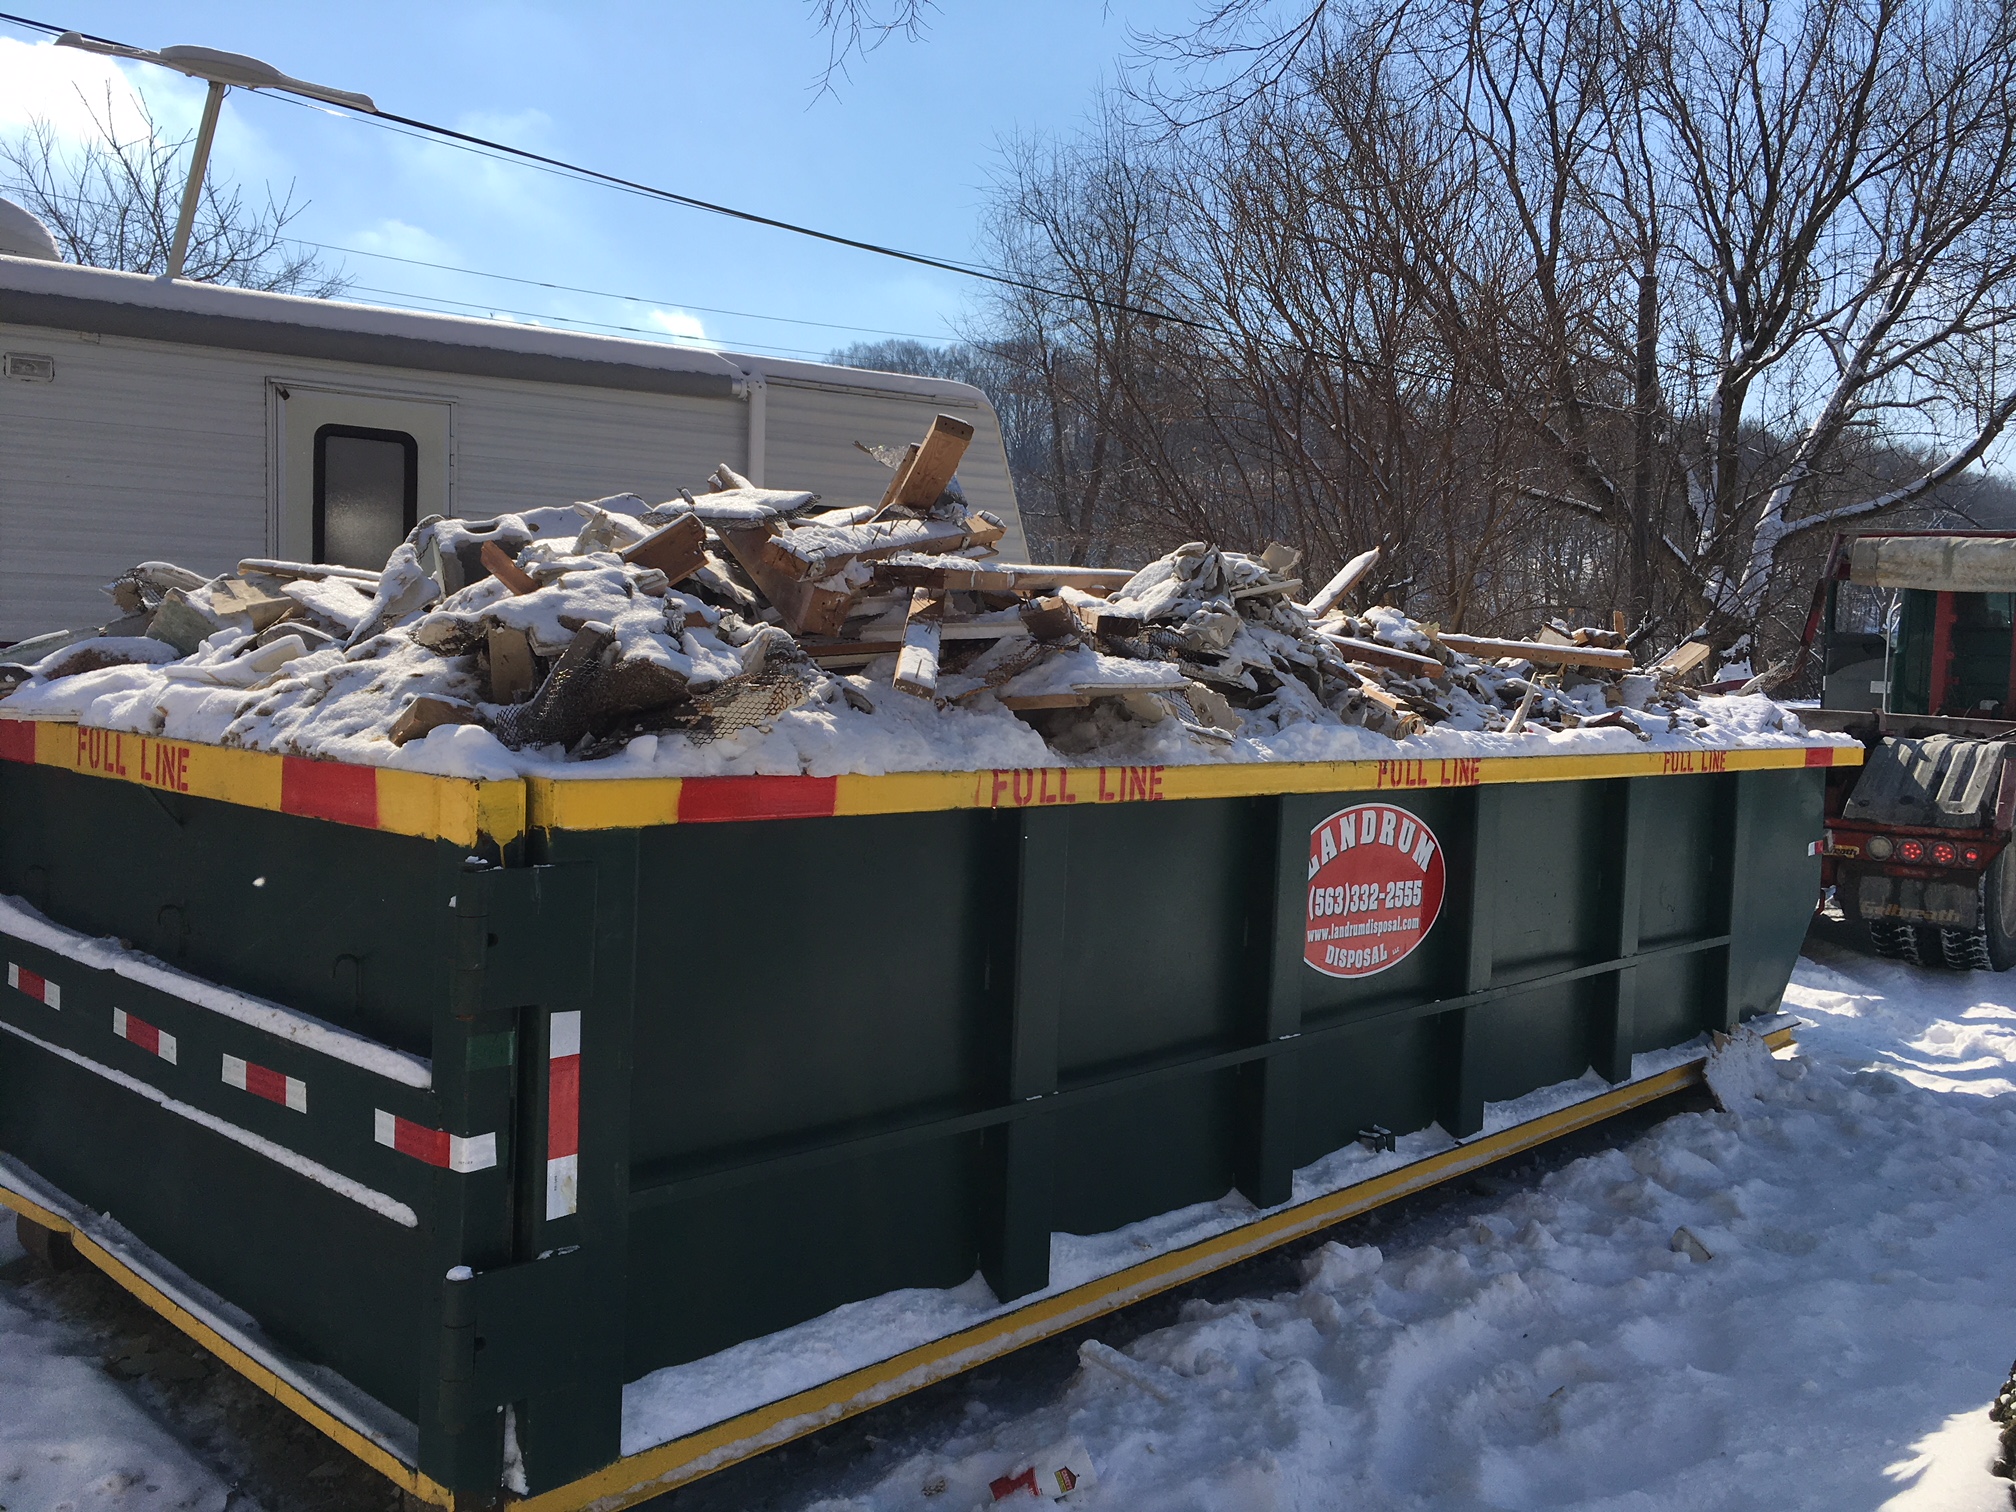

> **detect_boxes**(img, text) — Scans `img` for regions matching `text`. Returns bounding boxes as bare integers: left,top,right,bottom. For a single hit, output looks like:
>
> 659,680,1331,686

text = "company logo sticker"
1305,803,1447,978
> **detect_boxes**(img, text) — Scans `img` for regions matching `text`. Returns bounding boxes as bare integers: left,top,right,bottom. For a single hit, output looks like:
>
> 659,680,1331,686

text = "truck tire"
1985,845,2016,971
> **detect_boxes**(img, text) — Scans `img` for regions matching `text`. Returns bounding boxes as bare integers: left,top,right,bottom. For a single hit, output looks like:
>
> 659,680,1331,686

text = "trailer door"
271,383,451,567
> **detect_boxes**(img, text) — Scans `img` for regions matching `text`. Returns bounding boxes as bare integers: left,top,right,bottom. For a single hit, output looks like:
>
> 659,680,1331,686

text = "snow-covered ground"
4,936,2015,1510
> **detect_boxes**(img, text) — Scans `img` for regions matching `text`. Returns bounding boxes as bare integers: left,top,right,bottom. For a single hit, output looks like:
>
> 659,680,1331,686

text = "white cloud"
647,307,713,347
0,35,204,144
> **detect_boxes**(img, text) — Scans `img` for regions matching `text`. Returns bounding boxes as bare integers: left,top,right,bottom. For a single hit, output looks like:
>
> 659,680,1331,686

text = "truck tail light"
1899,839,1925,862
1867,835,1895,859
1933,841,1958,865
1963,845,1984,865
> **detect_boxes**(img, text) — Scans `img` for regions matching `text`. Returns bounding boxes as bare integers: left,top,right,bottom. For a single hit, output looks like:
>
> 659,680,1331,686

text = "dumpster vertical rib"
1720,771,1769,1030
1595,778,1648,1083
1235,796,1307,1208
981,808,1068,1302
1440,785,1500,1139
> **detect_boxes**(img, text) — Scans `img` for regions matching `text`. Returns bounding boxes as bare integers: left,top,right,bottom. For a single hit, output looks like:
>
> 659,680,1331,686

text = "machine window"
314,425,417,568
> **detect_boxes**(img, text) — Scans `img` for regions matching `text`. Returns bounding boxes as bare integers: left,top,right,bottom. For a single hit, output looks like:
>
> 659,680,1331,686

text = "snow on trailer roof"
0,252,993,407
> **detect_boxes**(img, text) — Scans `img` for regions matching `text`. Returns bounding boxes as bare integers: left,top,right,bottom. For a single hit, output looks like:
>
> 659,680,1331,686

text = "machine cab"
1819,533,2016,722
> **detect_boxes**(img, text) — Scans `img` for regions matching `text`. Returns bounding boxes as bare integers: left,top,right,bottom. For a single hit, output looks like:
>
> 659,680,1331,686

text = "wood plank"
877,560,1136,595
487,624,537,703
1318,632,1448,680
872,442,922,516
1434,632,1634,670
1303,546,1379,617
893,589,944,698
1651,640,1713,677
999,692,1093,710
480,540,539,596
872,415,976,520
208,576,296,631
1021,596,1077,639
618,513,707,585
762,517,973,583
718,526,859,637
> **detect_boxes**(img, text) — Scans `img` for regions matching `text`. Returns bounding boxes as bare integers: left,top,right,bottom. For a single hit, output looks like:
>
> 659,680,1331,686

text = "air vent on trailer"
3,353,55,382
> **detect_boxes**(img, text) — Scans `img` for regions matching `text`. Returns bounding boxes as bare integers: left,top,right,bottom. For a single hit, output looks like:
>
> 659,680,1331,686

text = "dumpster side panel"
622,1136,984,1373
1726,769,1825,1022
1490,780,1616,976
1049,1072,1243,1235
0,762,454,1055
1287,1015,1446,1168
624,812,1007,1171
0,1034,432,1415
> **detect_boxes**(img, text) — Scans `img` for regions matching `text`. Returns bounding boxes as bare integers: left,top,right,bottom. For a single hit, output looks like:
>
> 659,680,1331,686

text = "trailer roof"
0,253,991,408
1848,532,2016,592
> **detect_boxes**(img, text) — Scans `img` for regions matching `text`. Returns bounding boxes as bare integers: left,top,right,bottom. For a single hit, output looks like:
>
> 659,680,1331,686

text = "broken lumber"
237,559,381,587
480,541,539,596
1652,641,1713,678
893,589,944,698
208,576,295,631
1020,596,1076,639
1303,546,1380,618
875,558,1136,595
487,625,536,703
718,527,858,638
871,414,975,520
1432,632,1634,671
618,512,708,585
1317,631,1448,681
761,516,973,583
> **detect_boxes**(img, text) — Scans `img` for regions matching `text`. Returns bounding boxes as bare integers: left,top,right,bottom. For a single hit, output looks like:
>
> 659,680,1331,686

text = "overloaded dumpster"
0,716,1850,1508
0,420,1857,1506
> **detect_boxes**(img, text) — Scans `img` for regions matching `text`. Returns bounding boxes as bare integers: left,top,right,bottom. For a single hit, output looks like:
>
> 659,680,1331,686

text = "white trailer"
0,253,1028,642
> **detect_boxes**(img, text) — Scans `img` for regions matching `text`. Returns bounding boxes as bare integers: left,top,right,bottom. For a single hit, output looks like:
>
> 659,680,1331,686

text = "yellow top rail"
0,715,1858,844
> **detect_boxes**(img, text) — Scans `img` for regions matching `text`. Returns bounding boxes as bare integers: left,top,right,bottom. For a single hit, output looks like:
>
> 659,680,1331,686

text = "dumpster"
0,717,1852,1508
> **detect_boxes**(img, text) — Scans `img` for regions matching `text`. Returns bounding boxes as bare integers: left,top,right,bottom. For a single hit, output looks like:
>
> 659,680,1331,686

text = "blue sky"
0,2,1197,360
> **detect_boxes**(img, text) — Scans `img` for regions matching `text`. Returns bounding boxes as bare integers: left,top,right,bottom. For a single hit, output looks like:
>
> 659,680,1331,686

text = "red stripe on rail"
676,775,839,823
0,720,34,765
1804,746,1837,767
280,757,379,827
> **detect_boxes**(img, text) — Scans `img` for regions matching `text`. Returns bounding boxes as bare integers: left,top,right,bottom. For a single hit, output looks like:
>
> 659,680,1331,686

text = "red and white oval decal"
1305,803,1447,978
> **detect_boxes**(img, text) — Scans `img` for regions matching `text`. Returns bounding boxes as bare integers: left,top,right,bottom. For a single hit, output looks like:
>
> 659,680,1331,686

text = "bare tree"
806,0,936,96
0,88,345,296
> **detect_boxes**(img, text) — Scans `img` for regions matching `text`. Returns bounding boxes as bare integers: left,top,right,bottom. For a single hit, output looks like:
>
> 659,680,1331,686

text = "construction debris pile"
0,415,1802,775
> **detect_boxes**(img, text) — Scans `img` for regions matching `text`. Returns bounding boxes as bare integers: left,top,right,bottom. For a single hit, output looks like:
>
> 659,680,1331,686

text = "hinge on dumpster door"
461,864,597,1013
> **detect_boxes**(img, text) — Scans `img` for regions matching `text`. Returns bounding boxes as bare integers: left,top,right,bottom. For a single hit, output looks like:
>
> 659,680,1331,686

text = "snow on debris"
0,433,1849,780
623,943,2016,1509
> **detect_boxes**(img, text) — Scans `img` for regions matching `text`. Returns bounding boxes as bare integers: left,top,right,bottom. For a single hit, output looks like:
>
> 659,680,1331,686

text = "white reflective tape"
158,1031,177,1065
285,1075,307,1113
550,1010,582,1060
4,964,13,991
447,1131,498,1174
45,981,58,1009
545,1153,578,1219
222,1054,248,1091
113,1007,127,1037
373,1108,396,1147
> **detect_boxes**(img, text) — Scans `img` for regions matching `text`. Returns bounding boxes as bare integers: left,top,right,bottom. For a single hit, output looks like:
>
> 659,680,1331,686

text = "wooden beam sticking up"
718,527,859,637
1651,640,1713,678
1303,546,1380,618
871,414,977,521
480,541,538,596
873,442,922,515
487,624,536,703
893,589,945,698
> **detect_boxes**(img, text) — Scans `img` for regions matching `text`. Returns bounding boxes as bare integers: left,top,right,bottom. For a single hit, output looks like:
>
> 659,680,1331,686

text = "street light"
55,34,377,280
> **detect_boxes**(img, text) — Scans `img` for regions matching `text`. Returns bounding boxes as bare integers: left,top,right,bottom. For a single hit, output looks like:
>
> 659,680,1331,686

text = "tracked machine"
1805,532,2016,969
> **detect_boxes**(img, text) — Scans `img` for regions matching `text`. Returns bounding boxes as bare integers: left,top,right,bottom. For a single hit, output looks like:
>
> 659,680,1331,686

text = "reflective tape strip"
373,1110,496,1173
6,963,59,1009
222,1054,307,1113
112,1007,177,1064
546,1010,582,1220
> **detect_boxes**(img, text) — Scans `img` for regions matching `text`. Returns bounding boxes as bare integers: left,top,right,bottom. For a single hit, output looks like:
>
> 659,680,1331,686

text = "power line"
340,283,893,361
287,238,961,346
0,6,1466,390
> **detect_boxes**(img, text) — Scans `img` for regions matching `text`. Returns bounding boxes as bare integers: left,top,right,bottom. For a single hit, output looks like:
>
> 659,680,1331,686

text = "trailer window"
314,425,417,569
